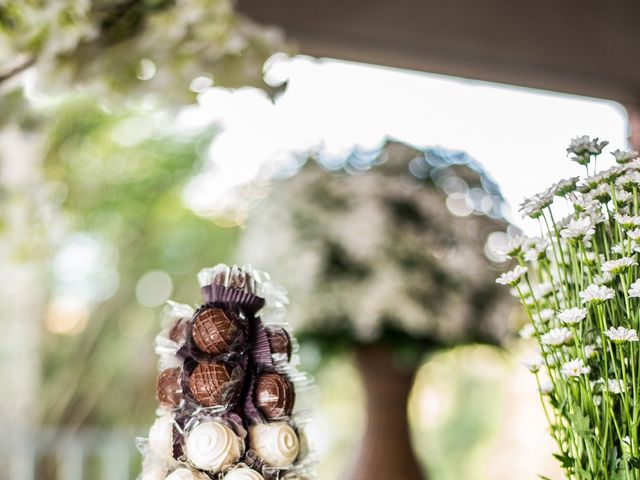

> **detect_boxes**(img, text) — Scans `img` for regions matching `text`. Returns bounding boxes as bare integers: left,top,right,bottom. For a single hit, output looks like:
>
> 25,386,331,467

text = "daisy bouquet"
498,136,640,479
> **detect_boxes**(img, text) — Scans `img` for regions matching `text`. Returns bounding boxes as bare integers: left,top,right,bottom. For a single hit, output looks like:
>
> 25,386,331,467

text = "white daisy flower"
570,193,599,213
560,216,596,241
519,192,554,219
523,249,540,263
607,378,625,394
615,172,637,189
496,265,528,286
583,250,597,264
588,207,605,225
561,358,590,377
627,229,640,241
593,272,614,286
612,240,635,255
523,356,543,373
544,353,559,367
539,377,553,395
629,171,640,185
567,135,609,159
579,284,615,304
602,257,637,275
535,309,555,323
614,214,640,230
600,165,626,181
557,307,587,325
551,176,580,197
532,282,553,299
541,327,573,346
615,189,633,204
519,323,536,339
584,344,598,359
629,279,640,298
523,237,550,262
500,235,527,259
513,283,532,299
612,149,639,164
605,326,639,343
591,183,611,202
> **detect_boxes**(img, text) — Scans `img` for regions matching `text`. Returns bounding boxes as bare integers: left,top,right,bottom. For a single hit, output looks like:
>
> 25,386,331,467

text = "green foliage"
0,0,289,101
40,96,239,429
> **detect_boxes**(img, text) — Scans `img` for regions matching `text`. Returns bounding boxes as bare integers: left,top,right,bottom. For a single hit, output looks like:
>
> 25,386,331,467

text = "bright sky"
180,55,629,233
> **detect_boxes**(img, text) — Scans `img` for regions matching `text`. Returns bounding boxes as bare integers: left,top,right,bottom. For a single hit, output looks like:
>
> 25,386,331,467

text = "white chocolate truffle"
148,413,174,458
165,468,209,480
249,422,300,467
223,468,265,480
141,465,168,480
185,422,243,472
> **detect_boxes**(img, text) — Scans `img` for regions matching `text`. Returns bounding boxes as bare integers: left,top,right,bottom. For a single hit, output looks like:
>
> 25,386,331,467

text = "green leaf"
568,407,591,436
553,453,575,468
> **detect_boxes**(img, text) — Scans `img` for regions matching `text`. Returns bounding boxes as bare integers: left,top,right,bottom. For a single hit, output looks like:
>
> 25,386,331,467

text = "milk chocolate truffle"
266,328,292,362
223,468,265,480
255,373,295,420
192,308,243,355
157,368,183,407
169,318,191,344
249,422,300,467
189,361,240,407
185,422,243,472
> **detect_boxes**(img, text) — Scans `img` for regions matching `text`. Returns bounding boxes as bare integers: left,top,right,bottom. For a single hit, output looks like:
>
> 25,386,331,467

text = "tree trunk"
347,344,425,480
0,124,45,429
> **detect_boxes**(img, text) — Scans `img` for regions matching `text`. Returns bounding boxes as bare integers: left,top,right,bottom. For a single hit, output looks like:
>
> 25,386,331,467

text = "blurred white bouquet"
239,141,515,356
498,136,640,479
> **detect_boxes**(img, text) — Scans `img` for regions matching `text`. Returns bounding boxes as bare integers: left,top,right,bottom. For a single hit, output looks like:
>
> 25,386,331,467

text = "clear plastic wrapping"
138,264,315,480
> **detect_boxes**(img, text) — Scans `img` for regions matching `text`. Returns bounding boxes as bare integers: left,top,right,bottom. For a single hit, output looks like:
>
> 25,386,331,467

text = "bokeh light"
135,270,173,307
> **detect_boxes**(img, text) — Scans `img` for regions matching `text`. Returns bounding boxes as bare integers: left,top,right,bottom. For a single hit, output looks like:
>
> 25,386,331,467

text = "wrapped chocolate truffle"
148,412,175,460
185,421,244,472
223,467,265,480
168,318,191,345
265,327,292,363
248,422,300,468
137,264,314,480
165,468,210,480
192,307,245,355
254,373,295,421
155,302,195,371
157,368,183,408
188,361,242,408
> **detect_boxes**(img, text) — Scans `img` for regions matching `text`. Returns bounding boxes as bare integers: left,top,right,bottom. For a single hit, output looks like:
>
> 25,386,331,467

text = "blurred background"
1,1,638,479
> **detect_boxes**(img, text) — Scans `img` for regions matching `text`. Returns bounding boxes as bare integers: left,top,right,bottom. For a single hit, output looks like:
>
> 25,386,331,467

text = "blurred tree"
239,141,516,480
0,93,241,477
0,2,288,476
0,0,288,101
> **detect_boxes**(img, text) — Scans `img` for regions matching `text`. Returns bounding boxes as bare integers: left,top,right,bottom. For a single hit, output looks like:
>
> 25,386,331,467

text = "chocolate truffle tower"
138,265,313,480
